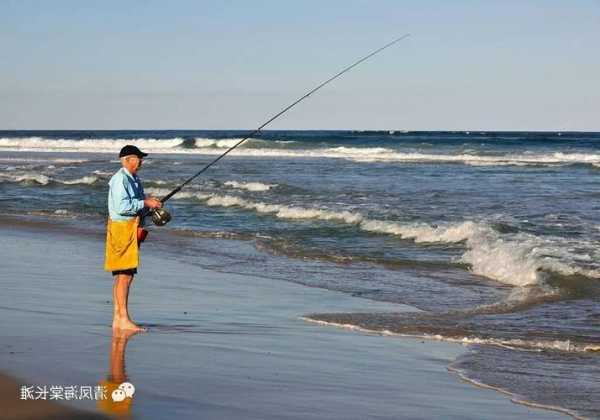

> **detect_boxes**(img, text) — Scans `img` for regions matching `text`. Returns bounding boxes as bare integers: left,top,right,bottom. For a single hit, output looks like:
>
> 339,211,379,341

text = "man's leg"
125,275,134,312
112,273,144,331
112,279,118,321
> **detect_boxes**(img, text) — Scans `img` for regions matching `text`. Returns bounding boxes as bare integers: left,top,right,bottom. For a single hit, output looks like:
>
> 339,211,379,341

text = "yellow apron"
104,217,139,272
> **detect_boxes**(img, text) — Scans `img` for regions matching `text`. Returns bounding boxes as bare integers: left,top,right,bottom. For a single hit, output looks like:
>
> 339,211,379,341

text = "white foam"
360,220,543,286
324,146,393,155
0,171,100,186
361,218,600,287
348,151,600,166
302,317,598,354
464,161,536,167
224,180,275,192
194,138,247,148
359,218,600,286
0,157,90,163
0,137,184,153
147,179,168,185
0,173,51,185
194,138,297,149
147,186,600,287
206,194,364,223
4,137,600,167
448,369,586,420
59,176,99,185
144,188,202,201
146,188,364,224
359,220,486,243
462,230,600,286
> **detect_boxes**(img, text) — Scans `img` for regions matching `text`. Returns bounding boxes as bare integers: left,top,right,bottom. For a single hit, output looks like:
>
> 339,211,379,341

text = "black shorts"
112,268,137,276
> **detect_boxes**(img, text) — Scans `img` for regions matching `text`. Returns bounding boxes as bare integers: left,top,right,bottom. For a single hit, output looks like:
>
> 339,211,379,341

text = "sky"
1,0,599,131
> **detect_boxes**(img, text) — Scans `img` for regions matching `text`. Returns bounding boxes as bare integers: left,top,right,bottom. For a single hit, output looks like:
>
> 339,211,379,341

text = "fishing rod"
150,34,411,227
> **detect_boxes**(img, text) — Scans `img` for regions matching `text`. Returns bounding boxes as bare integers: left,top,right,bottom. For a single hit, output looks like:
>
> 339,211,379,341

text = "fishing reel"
151,208,172,226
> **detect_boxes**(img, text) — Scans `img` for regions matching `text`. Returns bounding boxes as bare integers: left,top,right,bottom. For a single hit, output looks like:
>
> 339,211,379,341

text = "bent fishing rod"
149,34,410,227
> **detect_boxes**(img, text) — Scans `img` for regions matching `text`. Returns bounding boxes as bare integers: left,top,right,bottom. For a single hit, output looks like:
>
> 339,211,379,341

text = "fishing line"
150,34,410,226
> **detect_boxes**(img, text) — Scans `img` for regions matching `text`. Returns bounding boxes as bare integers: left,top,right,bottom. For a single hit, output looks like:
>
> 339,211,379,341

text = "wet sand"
0,221,566,419
0,371,108,420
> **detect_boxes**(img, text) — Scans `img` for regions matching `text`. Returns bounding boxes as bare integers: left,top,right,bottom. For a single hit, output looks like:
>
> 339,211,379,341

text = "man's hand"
144,197,162,209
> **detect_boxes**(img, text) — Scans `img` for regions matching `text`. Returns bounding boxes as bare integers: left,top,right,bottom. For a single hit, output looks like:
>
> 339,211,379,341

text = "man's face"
123,155,142,174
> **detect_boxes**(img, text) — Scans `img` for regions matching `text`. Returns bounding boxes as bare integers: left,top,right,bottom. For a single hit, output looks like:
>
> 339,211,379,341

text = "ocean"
1,130,599,418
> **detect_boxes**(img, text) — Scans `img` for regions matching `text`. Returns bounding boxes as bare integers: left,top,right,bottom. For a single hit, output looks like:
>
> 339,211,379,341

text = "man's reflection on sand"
97,329,142,418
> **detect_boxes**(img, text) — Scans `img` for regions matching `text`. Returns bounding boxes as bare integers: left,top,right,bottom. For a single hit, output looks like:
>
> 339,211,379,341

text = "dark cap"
119,145,148,158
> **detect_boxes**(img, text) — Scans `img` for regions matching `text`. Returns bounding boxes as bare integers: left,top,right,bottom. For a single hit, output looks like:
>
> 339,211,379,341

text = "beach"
1,130,599,418
0,218,568,419
3,0,600,417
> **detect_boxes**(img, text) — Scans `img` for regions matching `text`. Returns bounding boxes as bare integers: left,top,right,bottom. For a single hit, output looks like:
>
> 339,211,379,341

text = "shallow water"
1,130,599,417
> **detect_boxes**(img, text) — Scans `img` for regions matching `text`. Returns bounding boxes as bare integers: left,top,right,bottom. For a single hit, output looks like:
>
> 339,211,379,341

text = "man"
104,145,161,332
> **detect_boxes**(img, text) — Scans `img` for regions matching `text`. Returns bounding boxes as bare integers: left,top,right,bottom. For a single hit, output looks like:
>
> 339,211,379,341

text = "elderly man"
104,145,161,332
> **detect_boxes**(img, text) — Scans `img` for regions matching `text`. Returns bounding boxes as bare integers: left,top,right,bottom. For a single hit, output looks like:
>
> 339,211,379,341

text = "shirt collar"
121,167,137,180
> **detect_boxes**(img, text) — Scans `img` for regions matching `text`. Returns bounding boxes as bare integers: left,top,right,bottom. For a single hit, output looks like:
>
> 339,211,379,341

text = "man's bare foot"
112,326,144,340
112,318,147,332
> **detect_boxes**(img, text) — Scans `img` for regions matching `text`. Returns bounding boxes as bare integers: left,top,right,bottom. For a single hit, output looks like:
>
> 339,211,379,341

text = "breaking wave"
59,176,100,185
194,138,246,148
4,137,600,167
147,187,363,224
362,220,600,287
0,156,90,163
146,187,600,288
92,170,113,176
0,137,185,153
0,172,100,186
224,180,276,192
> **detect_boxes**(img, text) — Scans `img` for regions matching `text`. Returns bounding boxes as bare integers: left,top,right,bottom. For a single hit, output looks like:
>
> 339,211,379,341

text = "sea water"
0,130,598,418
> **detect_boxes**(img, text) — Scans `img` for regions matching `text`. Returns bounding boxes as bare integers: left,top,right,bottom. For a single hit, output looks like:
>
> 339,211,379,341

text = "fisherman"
105,145,162,332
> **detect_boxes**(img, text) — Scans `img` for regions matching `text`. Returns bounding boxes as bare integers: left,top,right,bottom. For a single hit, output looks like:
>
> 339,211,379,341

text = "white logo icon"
111,382,135,402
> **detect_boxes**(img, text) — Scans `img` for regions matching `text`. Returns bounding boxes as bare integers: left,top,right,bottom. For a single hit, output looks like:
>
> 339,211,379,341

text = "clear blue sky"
1,0,599,131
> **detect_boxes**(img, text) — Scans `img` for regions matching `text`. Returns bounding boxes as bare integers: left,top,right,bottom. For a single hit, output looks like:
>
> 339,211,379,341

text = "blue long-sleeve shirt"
107,167,146,222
